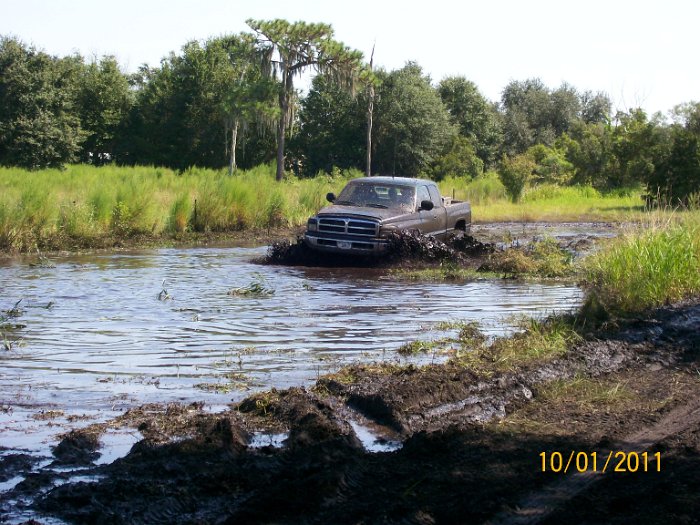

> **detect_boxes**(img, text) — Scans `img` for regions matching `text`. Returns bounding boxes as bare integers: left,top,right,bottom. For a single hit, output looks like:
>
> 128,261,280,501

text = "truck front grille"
318,218,378,237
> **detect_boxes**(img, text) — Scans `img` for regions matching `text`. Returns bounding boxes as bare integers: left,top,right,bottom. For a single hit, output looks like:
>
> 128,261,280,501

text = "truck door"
417,184,446,236
428,184,448,238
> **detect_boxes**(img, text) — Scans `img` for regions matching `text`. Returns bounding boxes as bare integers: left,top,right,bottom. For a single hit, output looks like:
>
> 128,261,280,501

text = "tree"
121,36,275,171
438,76,502,166
293,74,365,175
0,37,84,168
246,19,365,181
609,109,664,188
499,153,536,202
647,102,700,204
429,136,483,180
215,35,277,174
373,62,456,177
500,79,604,156
75,56,133,164
501,78,553,153
581,90,612,124
527,144,574,185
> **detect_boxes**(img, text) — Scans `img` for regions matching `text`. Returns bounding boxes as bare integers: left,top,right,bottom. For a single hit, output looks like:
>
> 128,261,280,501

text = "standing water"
1,245,583,453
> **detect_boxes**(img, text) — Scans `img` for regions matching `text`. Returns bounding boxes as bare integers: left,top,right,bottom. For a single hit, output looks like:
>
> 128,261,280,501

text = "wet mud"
264,230,495,268
5,299,697,524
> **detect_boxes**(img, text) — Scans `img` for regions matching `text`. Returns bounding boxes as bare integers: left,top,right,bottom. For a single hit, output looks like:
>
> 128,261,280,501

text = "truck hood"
316,205,408,222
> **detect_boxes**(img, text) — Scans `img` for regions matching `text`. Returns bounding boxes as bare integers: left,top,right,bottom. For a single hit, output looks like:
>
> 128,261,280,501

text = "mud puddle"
14,299,699,525
0,224,621,522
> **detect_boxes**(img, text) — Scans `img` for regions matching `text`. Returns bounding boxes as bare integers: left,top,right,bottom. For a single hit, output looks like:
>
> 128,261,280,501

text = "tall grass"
0,164,355,252
438,174,646,222
584,213,700,313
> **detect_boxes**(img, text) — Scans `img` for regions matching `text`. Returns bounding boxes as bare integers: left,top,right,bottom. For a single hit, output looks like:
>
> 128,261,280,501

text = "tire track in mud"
484,395,700,525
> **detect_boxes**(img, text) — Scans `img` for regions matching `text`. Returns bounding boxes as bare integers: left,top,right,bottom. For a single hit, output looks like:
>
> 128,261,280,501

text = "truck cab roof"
356,176,434,187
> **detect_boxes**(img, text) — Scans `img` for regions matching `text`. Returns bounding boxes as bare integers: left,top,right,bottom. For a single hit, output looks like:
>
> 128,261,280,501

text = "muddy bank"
5,298,694,524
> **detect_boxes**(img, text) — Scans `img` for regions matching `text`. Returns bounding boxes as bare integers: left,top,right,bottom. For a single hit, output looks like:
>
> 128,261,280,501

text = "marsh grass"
584,212,700,314
450,316,581,372
0,164,355,252
449,181,646,223
479,237,574,278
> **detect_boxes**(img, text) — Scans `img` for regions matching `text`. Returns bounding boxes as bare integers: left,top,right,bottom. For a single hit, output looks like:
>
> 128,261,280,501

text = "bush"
499,154,536,202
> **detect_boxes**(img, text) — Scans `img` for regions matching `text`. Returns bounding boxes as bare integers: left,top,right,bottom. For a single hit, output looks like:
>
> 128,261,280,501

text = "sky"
2,0,698,116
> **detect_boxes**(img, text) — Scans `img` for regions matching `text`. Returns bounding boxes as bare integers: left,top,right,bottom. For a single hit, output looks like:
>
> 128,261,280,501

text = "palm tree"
246,19,365,181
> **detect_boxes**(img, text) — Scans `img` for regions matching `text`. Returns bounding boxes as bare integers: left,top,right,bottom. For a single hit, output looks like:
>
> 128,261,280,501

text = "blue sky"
2,0,697,116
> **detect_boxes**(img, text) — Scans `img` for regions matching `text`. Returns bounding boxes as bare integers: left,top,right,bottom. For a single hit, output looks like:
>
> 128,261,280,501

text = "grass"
584,212,700,314
0,164,358,252
228,273,276,297
438,174,646,223
448,316,582,372
396,338,452,356
537,375,632,407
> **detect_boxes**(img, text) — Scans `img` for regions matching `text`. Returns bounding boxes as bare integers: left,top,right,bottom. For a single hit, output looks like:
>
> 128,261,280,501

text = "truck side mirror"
326,192,336,203
420,200,434,211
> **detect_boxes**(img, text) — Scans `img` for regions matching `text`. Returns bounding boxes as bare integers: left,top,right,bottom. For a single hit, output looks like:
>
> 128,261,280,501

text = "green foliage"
557,121,614,187
75,56,133,163
438,76,502,166
500,78,611,156
609,109,666,188
527,144,574,185
428,136,483,181
373,62,457,176
246,19,366,181
0,37,84,168
498,153,536,202
646,102,700,204
292,74,365,176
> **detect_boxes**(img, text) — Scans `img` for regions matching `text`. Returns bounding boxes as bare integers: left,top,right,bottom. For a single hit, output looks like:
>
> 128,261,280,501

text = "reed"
584,213,700,313
0,164,353,251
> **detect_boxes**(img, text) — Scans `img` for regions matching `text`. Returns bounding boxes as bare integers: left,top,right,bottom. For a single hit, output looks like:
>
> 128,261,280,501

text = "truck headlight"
378,225,398,238
307,218,318,232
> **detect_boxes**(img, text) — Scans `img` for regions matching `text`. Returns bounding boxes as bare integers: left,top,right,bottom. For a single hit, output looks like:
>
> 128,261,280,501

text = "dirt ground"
1,296,696,524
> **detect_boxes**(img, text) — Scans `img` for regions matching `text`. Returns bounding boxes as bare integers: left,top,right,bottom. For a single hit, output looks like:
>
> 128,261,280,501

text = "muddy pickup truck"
303,176,471,255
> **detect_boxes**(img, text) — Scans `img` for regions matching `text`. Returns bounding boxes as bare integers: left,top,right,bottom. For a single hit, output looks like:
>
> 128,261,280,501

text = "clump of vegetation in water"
396,339,451,356
439,315,580,372
228,273,275,297
478,237,574,278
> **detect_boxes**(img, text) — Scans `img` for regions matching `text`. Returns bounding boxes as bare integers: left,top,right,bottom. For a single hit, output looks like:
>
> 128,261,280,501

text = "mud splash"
264,231,494,267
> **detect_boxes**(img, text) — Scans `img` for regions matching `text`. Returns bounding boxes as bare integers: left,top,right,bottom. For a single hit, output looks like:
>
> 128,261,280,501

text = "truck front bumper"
303,232,389,256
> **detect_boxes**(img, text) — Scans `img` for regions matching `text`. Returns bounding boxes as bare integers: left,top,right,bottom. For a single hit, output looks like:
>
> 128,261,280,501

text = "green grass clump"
585,215,700,314
228,274,275,297
452,316,581,371
479,237,574,278
396,339,450,356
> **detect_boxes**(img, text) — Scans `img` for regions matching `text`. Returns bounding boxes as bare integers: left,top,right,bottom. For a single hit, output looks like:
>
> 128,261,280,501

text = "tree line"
1,20,698,204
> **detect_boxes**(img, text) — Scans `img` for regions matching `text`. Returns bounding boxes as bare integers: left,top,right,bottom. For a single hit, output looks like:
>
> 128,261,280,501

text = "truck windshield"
335,182,416,210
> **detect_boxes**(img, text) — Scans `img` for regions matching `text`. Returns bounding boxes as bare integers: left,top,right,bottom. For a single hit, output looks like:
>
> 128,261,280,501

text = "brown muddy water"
1,244,583,522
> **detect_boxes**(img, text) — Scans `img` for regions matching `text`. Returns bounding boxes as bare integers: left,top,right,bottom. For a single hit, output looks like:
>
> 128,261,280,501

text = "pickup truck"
303,177,471,255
